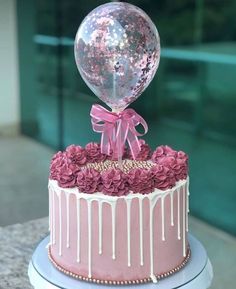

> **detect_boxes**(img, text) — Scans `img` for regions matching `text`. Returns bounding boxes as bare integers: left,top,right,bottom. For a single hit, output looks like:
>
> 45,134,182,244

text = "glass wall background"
17,0,236,235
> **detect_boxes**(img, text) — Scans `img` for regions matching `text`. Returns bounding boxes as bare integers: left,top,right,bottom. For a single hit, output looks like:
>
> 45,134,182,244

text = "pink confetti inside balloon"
74,2,160,111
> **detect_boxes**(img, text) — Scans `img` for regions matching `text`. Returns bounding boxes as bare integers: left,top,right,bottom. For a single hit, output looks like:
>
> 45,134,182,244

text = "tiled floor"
0,135,236,288
189,217,236,289
0,136,54,226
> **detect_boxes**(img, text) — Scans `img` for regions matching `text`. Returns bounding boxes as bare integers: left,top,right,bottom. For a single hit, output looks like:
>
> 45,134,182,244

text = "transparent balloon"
74,2,160,111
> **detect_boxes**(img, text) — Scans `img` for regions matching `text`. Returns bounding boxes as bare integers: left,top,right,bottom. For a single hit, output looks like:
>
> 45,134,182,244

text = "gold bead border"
48,246,191,285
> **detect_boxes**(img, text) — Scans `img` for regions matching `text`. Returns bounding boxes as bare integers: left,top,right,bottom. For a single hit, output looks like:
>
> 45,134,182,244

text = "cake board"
28,234,213,289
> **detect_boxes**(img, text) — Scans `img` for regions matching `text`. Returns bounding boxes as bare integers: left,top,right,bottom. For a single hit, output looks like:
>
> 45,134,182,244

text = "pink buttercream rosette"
77,168,101,193
152,145,188,182
66,145,87,165
128,168,155,194
127,139,152,161
49,143,188,195
85,142,107,163
101,169,129,196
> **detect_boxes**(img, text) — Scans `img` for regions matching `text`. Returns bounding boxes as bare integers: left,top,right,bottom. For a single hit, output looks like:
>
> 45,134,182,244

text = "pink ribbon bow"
90,104,148,160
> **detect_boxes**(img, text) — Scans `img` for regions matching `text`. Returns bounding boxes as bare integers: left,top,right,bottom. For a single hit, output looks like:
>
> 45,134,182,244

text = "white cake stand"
28,234,213,289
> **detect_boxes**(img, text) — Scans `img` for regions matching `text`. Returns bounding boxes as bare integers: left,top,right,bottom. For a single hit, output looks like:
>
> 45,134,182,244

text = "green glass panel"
18,0,236,235
18,0,60,148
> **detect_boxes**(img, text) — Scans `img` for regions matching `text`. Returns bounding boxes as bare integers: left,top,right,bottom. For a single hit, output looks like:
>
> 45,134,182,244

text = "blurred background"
0,1,236,287
0,0,236,234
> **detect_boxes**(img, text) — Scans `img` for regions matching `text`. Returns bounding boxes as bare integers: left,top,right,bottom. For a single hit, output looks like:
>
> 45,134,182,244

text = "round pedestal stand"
28,234,213,289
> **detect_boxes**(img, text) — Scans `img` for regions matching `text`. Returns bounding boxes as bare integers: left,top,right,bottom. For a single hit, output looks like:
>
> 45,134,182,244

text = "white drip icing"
111,201,117,260
76,197,80,263
52,188,55,245
58,191,62,256
98,202,103,255
48,186,52,245
49,178,188,281
149,200,154,281
139,198,144,266
170,191,174,226
66,193,70,248
177,188,181,240
161,196,165,241
187,177,190,213
87,200,92,278
186,178,190,232
151,275,158,283
185,183,189,232
126,198,132,267
149,195,159,283
182,188,186,257
48,186,51,231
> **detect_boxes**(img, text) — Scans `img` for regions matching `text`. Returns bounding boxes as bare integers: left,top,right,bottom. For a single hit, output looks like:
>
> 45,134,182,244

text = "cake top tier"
49,140,188,196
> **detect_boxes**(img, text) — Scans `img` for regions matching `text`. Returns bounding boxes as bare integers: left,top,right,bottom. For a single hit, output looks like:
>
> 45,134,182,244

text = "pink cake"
48,142,190,284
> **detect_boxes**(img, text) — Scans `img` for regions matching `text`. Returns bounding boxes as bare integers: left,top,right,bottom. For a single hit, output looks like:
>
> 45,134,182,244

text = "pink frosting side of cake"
49,180,189,282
